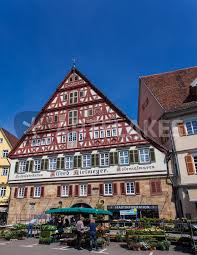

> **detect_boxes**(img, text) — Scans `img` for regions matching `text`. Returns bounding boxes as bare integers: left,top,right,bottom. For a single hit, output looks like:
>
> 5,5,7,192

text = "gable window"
41,138,46,145
104,183,113,196
68,110,78,125
49,158,57,171
106,130,111,138
18,187,25,198
126,182,135,195
138,148,150,163
69,91,78,104
61,135,66,143
119,151,129,165
112,128,118,137
0,187,6,197
19,161,26,173
185,120,197,135
34,186,41,198
87,109,93,117
94,130,99,139
46,137,51,145
63,94,67,102
3,150,9,158
65,156,73,169
79,184,87,197
82,154,91,168
34,159,41,172
0,138,3,143
2,167,9,176
61,185,69,197
100,130,105,138
54,115,58,122
80,90,85,97
68,132,77,142
100,153,109,167
79,133,83,141
32,139,36,146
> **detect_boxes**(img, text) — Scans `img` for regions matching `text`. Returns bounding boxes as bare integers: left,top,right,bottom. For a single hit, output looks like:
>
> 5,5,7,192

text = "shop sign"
107,205,158,210
120,209,137,215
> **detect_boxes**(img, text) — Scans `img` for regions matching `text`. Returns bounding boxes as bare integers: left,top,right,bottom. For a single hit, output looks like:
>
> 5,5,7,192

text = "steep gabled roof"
10,67,167,157
140,66,197,112
0,128,18,148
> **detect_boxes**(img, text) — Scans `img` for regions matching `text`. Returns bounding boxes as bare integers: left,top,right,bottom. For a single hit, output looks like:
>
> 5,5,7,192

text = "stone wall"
7,178,176,224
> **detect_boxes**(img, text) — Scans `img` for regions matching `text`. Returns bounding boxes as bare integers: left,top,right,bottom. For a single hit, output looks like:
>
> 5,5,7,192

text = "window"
94,130,99,139
119,151,129,165
63,94,67,101
34,159,41,172
106,130,111,138
150,180,162,195
68,110,78,125
61,185,69,197
3,150,9,158
100,130,105,138
112,128,118,137
68,132,77,142
49,158,57,171
193,155,197,172
18,187,25,198
79,184,87,196
100,153,109,167
139,148,150,163
79,133,83,141
104,183,113,196
18,160,26,173
61,135,66,143
0,138,3,143
41,138,46,145
83,154,91,168
87,109,93,117
2,167,9,176
54,115,58,122
34,186,41,198
0,187,6,197
46,137,51,145
80,90,85,97
185,120,197,135
69,91,78,104
126,182,135,195
65,156,73,169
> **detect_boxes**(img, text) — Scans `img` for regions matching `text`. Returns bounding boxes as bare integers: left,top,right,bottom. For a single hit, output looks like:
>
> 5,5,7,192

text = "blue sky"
0,0,196,137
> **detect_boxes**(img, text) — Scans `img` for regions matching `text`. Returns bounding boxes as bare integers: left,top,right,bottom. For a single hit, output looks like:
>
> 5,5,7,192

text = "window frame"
192,153,197,173
119,150,129,166
138,148,150,164
18,160,26,173
18,187,25,198
100,152,109,167
104,183,113,196
61,185,69,197
94,130,99,139
82,154,91,168
49,158,57,171
0,186,6,197
69,90,78,104
68,132,77,142
2,150,9,158
34,186,41,198
185,119,197,135
125,182,135,195
34,159,41,172
112,128,118,137
79,184,87,197
2,167,9,176
68,110,78,125
65,156,74,170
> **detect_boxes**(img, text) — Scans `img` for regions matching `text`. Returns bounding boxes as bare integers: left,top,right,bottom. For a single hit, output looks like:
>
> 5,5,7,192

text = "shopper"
76,216,84,250
89,218,98,251
27,218,37,238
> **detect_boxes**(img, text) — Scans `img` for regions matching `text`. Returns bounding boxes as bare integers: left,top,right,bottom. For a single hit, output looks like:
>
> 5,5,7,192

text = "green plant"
39,237,52,245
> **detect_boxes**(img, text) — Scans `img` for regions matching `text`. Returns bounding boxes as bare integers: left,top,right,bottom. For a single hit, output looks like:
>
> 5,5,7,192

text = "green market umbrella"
45,207,112,216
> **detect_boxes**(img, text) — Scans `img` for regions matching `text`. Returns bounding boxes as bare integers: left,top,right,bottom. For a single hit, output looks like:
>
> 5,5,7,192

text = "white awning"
188,189,197,202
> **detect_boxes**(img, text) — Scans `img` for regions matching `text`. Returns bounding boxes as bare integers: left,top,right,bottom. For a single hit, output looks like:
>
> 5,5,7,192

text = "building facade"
138,66,197,219
8,68,175,224
0,128,18,223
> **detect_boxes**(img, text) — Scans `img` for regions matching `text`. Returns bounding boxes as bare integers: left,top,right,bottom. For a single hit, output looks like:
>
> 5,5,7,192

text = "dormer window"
190,78,197,96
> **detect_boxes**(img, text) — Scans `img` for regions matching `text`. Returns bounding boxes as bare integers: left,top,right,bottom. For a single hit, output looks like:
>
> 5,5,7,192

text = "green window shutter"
77,156,82,168
74,156,78,168
150,148,156,163
15,162,19,173
29,160,34,172
60,158,65,170
110,152,114,165
114,152,118,165
134,150,139,163
25,161,29,172
92,154,95,167
44,159,49,170
41,159,45,170
130,151,135,164
57,158,60,170
95,154,99,167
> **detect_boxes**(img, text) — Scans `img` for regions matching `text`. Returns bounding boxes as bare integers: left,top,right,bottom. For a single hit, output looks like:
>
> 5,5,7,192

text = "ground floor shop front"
7,178,176,224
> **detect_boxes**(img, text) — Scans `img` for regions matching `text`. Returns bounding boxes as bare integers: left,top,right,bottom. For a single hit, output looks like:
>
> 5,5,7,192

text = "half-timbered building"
8,67,175,223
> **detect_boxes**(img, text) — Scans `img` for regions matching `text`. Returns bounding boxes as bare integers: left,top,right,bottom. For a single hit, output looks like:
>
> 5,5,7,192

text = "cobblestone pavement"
0,238,193,255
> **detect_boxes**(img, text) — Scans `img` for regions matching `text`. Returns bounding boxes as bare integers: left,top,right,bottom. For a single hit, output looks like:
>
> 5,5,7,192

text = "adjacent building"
138,66,197,219
0,128,18,223
8,68,175,224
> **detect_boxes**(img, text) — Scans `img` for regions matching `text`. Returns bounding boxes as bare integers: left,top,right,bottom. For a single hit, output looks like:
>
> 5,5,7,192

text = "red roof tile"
141,66,197,111
1,128,18,148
